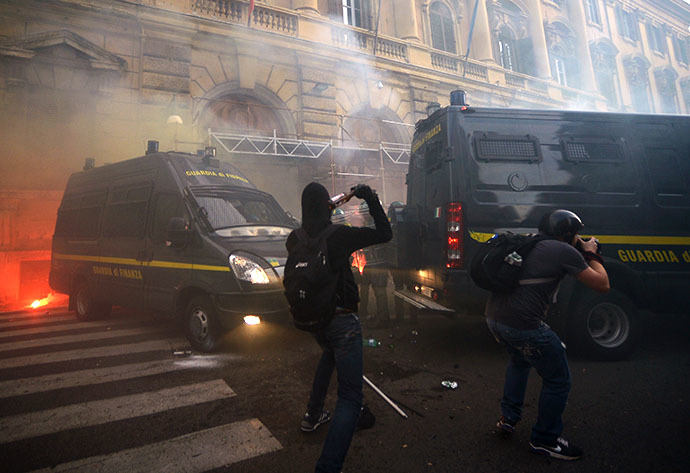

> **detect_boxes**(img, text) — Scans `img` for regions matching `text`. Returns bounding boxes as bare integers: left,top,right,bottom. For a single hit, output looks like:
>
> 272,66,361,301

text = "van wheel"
184,296,222,352
73,282,111,321
568,290,640,361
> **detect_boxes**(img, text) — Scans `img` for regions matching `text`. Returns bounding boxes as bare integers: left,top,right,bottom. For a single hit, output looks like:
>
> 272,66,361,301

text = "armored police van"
50,143,294,352
395,91,690,360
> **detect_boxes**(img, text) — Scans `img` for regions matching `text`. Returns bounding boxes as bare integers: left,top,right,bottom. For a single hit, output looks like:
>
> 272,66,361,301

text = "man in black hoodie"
286,182,391,473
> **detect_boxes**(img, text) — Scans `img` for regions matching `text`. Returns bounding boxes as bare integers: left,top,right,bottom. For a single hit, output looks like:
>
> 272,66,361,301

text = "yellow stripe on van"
53,253,230,272
468,232,690,245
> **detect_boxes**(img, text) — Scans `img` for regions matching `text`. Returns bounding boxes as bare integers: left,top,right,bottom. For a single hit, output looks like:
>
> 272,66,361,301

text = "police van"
49,143,294,352
394,91,690,360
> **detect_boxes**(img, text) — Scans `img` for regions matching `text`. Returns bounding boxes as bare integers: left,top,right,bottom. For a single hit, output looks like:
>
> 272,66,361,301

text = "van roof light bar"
202,146,219,167
146,140,159,155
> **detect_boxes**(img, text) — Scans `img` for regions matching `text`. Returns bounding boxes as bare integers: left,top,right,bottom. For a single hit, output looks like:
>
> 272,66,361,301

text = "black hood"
301,182,331,237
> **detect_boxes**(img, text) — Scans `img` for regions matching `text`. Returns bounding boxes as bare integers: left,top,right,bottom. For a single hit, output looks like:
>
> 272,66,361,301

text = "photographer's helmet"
539,209,583,242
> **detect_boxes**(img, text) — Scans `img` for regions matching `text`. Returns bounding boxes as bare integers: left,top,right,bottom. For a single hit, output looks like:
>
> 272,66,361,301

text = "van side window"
560,137,624,163
54,192,107,238
151,194,189,243
102,185,151,238
644,147,690,206
472,132,541,162
424,141,443,170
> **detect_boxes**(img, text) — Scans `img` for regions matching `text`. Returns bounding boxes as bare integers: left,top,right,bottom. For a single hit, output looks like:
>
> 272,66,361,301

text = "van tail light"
446,202,463,269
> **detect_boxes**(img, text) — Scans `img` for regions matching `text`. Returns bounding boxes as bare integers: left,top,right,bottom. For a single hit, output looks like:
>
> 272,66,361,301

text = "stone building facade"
0,0,688,305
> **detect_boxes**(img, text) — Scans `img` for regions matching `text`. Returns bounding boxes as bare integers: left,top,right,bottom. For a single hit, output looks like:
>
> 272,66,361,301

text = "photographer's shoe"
300,410,331,432
355,403,375,431
495,416,516,437
529,437,582,461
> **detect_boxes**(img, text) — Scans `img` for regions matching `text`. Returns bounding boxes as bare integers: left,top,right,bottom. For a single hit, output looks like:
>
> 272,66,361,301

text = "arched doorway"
196,84,302,214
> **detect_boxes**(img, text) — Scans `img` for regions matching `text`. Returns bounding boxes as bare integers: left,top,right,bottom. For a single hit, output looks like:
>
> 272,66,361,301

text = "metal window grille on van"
560,137,625,164
472,133,541,162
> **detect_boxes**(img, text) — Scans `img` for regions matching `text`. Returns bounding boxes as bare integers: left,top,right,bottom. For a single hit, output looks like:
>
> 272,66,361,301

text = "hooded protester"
286,182,391,473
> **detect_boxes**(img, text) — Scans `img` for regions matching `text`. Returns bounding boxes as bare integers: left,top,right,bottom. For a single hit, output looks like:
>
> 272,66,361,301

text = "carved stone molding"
622,54,651,86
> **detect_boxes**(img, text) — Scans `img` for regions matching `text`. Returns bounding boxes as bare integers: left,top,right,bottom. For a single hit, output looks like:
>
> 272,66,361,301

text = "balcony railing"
505,72,526,88
331,26,408,62
431,52,458,73
464,61,489,81
191,1,297,36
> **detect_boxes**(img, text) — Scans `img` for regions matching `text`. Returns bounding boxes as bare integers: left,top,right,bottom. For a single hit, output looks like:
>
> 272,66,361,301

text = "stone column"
470,0,494,62
293,0,320,16
567,0,596,91
395,0,421,41
526,0,551,78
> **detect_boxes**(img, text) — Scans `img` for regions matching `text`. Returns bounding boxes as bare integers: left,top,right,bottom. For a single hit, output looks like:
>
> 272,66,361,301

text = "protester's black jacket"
286,183,392,312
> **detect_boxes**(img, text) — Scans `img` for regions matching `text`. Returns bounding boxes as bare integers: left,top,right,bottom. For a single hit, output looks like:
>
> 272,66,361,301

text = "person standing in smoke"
287,182,391,473
486,209,609,461
356,200,392,328
385,201,416,324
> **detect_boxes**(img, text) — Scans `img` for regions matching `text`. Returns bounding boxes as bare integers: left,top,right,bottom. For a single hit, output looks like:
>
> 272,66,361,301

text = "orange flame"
351,250,367,275
27,293,65,310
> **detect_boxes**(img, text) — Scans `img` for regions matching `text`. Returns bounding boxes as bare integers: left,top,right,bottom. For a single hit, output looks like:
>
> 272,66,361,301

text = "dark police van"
394,91,690,360
50,143,294,352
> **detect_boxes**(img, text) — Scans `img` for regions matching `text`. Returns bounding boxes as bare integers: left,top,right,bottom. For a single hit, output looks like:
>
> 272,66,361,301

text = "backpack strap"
517,234,552,254
294,225,341,247
518,277,557,285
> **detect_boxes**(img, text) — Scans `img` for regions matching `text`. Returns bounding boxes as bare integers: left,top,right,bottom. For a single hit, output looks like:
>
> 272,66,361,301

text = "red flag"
247,0,254,27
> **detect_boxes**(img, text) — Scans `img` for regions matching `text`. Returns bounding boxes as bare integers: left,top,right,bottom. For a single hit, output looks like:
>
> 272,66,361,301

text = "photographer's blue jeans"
308,313,363,473
487,319,572,445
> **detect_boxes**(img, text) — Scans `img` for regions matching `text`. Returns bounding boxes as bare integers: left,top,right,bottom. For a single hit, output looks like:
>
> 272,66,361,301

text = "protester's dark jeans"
308,313,363,473
486,318,572,445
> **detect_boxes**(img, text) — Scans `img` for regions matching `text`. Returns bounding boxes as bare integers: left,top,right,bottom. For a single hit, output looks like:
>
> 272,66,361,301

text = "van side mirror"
166,217,190,248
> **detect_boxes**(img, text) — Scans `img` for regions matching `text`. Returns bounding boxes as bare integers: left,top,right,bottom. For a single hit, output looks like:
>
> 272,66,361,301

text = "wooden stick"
362,375,408,419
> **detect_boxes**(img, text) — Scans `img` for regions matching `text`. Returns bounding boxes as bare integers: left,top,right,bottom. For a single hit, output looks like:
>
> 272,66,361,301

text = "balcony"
180,2,596,109
191,1,298,36
331,25,408,62
431,52,459,73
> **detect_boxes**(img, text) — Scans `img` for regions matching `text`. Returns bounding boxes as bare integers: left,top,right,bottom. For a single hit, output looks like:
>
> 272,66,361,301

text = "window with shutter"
585,0,601,25
429,2,456,54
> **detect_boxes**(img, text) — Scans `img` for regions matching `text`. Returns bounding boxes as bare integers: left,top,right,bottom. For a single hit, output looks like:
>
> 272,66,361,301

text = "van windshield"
193,192,292,235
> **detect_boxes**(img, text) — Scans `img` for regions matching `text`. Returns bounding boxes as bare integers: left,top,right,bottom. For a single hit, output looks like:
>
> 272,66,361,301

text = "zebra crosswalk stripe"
0,326,168,352
0,314,75,328
0,338,189,370
30,419,282,473
0,318,135,336
0,379,236,443
0,359,193,398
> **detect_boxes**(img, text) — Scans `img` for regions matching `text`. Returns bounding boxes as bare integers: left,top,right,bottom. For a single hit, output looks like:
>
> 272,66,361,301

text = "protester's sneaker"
300,410,331,432
355,403,376,431
529,437,583,461
495,416,516,437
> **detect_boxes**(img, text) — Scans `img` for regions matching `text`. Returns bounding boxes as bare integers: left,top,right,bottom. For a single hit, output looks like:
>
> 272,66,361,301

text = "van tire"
184,295,222,352
567,290,640,361
73,282,112,321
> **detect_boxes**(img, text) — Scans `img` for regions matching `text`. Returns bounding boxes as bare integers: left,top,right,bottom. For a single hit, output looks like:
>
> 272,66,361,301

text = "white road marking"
30,419,282,473
0,379,236,443
0,359,190,398
0,314,75,328
0,326,167,352
0,338,189,370
0,318,134,336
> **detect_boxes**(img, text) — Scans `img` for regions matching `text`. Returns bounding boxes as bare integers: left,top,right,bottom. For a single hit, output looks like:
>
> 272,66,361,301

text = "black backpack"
469,233,552,294
283,225,341,332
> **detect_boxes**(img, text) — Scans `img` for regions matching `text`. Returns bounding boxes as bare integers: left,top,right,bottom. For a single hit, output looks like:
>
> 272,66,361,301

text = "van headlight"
229,254,270,284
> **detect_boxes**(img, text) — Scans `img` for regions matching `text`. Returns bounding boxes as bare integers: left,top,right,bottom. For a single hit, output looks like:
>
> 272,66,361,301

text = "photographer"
287,182,391,473
486,209,609,461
